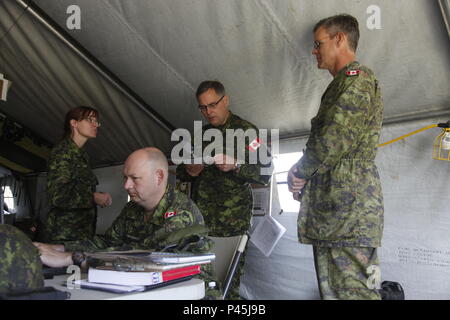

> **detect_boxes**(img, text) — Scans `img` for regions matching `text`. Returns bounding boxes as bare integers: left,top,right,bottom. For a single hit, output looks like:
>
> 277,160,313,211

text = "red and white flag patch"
248,138,263,152
346,70,360,76
164,211,177,219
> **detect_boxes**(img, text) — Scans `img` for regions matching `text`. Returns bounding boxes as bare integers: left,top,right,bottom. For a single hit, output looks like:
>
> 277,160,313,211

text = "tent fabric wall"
241,117,450,299
242,214,319,300
378,117,450,300
93,164,128,234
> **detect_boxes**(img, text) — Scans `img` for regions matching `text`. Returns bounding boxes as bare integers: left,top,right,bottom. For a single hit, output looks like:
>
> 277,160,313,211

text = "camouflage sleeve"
150,195,212,253
152,223,213,253
296,75,373,179
63,205,131,252
234,161,272,185
165,209,196,232
149,209,196,249
234,131,273,186
47,151,95,209
62,235,109,252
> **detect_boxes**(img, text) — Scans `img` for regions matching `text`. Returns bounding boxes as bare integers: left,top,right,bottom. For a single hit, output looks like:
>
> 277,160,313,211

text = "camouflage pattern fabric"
177,112,272,237
62,185,211,253
43,138,98,243
0,224,44,295
296,61,384,248
313,246,381,300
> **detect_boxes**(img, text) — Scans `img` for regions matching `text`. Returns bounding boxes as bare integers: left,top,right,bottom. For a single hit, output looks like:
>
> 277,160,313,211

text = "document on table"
76,280,145,293
250,214,286,257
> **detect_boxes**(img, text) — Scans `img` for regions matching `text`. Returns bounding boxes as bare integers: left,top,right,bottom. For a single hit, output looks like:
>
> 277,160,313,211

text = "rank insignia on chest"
164,211,177,219
346,70,360,76
248,138,263,152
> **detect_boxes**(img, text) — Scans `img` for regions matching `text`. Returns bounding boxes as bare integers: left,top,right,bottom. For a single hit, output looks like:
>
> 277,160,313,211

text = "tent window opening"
273,152,302,213
3,186,16,213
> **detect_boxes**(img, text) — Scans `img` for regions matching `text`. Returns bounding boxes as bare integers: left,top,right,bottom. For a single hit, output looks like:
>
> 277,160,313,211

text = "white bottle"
208,281,217,290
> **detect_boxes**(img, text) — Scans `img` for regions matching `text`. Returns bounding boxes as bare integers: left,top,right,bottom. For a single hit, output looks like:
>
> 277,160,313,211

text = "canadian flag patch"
346,70,360,76
247,138,263,152
164,211,177,219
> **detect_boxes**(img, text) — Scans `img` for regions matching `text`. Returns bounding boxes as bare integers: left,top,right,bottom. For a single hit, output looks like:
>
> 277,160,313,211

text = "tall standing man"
176,81,272,299
288,14,384,300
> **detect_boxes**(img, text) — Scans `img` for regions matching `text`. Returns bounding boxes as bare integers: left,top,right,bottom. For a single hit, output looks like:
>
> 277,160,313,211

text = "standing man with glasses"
287,14,384,300
41,106,112,243
176,81,272,299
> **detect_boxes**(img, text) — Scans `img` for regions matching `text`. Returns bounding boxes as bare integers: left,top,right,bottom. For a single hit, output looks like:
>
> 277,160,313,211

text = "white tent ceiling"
0,0,449,167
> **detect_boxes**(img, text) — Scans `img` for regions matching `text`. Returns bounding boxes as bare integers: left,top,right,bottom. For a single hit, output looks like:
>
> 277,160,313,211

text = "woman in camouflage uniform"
43,106,112,243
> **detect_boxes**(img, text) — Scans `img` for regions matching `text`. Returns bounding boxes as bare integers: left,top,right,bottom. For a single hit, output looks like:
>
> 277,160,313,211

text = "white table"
45,274,205,300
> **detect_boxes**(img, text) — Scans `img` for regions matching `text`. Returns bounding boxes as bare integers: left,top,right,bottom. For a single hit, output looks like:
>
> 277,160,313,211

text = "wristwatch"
72,251,86,267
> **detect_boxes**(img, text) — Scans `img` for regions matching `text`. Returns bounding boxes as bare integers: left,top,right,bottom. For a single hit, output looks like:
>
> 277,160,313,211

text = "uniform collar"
65,137,87,157
151,184,175,221
216,111,235,130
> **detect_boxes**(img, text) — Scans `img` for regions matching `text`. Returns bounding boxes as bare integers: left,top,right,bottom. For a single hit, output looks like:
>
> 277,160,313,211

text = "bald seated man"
34,147,212,267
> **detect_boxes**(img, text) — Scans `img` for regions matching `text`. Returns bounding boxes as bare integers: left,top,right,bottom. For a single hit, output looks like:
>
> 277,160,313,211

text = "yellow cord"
378,124,438,148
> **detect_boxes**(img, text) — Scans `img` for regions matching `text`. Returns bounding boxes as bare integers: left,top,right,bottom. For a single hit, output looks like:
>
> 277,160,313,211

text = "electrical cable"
378,124,438,147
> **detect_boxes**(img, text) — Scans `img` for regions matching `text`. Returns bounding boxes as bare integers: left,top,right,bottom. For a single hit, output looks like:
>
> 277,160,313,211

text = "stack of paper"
88,265,201,286
76,280,146,294
80,250,215,293
149,252,216,264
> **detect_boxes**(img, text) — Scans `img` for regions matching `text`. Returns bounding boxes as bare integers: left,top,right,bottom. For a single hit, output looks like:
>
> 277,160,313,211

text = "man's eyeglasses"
84,118,101,127
198,95,224,112
313,34,337,50
313,40,324,50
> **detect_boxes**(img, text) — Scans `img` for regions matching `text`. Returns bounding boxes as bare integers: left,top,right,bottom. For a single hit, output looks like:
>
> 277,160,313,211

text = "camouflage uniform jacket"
44,138,98,242
296,61,384,248
0,224,44,295
177,112,272,237
63,185,212,253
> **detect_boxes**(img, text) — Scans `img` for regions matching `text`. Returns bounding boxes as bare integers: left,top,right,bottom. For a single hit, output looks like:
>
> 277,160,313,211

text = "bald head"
126,147,168,174
123,147,169,211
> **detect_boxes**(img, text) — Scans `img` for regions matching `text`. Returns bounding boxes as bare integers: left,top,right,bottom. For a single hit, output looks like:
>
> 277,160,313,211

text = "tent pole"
0,178,5,225
438,0,450,38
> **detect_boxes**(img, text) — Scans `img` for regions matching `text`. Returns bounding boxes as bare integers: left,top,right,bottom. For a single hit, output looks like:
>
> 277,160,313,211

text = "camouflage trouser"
42,207,97,243
313,246,381,300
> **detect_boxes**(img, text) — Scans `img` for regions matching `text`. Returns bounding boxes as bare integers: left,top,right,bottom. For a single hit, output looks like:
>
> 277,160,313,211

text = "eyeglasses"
313,36,334,50
84,117,101,127
198,95,224,112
